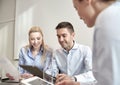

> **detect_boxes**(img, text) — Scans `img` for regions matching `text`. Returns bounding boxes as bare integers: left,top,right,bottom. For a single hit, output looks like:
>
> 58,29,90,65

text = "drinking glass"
0,68,2,83
43,71,53,84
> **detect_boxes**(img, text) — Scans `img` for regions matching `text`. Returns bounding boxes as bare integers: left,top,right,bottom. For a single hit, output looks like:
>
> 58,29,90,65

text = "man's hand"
55,80,80,85
56,74,71,83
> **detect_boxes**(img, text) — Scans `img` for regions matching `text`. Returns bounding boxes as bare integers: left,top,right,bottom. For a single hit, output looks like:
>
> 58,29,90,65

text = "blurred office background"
0,0,94,66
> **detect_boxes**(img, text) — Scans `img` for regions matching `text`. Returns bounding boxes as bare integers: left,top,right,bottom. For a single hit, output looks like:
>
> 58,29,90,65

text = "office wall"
0,0,16,64
14,0,94,59
0,0,94,61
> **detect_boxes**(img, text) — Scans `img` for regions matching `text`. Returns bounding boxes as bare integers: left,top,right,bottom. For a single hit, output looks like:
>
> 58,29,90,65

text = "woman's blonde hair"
25,26,50,65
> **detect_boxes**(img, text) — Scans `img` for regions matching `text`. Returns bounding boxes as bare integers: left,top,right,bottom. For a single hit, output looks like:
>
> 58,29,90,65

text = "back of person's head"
96,0,116,1
55,21,74,34
78,0,116,2
99,0,116,1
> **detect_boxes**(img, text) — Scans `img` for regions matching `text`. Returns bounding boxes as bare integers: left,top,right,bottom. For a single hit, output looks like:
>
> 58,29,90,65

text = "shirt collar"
27,46,44,57
62,41,79,53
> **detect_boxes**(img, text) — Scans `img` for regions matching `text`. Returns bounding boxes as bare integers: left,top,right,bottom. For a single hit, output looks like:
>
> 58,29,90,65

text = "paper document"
0,56,19,82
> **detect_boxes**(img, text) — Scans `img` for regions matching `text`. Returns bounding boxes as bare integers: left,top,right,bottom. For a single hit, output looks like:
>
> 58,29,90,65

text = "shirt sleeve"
75,46,97,85
75,71,97,85
18,48,25,74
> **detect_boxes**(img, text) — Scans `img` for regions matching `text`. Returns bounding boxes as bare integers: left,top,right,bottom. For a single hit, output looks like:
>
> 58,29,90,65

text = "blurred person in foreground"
56,0,120,85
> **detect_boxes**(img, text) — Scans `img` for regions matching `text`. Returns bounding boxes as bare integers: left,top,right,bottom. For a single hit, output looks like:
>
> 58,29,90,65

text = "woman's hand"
6,73,15,80
21,73,33,79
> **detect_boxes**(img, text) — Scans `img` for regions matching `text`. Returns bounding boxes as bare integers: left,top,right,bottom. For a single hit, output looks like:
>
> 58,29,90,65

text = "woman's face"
73,0,96,27
29,32,42,50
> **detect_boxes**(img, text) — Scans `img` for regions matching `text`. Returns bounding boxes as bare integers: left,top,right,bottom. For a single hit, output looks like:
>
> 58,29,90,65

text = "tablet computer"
20,65,43,78
20,76,54,85
19,65,56,83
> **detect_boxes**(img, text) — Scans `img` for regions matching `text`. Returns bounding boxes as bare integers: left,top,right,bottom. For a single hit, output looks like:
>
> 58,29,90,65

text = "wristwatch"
71,76,77,82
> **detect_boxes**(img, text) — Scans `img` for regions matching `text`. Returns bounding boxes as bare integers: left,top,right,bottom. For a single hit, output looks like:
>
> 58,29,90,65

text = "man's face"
56,28,75,51
73,0,96,27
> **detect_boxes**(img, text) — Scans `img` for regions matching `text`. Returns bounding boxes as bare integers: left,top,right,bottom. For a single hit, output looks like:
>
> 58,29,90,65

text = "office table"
0,82,19,85
0,78,20,85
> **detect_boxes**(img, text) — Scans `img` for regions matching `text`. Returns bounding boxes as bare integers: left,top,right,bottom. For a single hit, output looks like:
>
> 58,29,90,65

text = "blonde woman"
19,26,57,79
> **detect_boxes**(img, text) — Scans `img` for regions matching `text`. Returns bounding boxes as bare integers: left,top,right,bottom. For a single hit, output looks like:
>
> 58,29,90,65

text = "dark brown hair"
55,21,74,34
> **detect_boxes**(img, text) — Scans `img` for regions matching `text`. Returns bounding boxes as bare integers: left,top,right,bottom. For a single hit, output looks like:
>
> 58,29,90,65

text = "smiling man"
54,21,96,85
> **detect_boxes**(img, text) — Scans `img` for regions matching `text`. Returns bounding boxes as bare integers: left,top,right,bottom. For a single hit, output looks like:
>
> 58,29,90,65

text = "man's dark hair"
55,21,74,33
